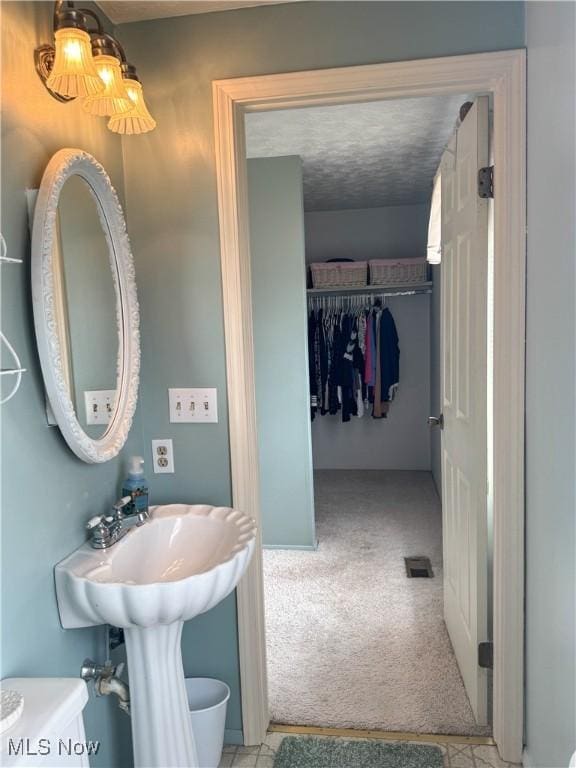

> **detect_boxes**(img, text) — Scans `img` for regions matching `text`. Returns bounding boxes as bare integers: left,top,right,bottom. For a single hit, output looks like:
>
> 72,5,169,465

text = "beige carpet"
263,470,491,736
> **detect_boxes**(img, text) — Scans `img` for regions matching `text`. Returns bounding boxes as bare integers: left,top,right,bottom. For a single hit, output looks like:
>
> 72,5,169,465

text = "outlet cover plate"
151,439,175,473
168,388,218,423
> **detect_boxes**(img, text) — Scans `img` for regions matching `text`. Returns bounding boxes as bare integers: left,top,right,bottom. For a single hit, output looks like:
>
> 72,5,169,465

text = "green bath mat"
272,736,444,768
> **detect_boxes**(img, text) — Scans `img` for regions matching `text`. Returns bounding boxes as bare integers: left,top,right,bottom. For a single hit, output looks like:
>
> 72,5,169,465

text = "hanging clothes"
327,314,343,416
338,315,360,422
364,312,375,387
373,315,384,418
308,310,318,420
373,308,399,418
316,308,327,415
380,308,400,403
307,302,398,424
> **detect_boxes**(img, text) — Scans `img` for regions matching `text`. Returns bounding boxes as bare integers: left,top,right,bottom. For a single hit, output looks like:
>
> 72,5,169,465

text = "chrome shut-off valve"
81,658,130,715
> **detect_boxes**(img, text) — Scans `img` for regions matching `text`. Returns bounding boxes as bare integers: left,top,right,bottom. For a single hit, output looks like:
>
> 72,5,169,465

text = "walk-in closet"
244,94,491,737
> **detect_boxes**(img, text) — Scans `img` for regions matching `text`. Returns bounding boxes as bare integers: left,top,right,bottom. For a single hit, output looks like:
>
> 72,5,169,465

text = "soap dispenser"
122,456,149,516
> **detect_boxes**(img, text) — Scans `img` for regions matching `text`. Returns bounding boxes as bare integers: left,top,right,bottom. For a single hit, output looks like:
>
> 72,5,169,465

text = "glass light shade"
83,55,132,116
108,80,157,135
45,28,104,99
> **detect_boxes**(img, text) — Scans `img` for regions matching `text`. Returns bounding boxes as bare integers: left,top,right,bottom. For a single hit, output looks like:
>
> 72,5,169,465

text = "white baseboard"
263,540,318,551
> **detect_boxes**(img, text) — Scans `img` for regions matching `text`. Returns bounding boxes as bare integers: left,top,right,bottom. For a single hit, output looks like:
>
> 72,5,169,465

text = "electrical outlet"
84,390,117,426
151,439,174,473
168,388,218,423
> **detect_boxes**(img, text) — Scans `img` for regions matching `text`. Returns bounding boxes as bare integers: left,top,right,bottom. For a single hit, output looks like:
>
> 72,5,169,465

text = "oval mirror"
32,148,140,463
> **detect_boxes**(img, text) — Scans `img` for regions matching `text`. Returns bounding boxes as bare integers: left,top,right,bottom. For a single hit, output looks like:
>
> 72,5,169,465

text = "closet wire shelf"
307,282,432,309
307,281,432,296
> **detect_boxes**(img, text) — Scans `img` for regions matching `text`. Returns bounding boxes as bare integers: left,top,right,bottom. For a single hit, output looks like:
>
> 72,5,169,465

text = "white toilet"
1,679,91,767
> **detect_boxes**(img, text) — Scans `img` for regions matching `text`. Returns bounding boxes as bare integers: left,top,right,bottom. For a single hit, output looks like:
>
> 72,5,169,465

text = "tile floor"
218,732,521,768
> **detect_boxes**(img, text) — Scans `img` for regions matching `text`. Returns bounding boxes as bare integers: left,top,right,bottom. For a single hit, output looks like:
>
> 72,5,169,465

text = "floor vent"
404,556,434,578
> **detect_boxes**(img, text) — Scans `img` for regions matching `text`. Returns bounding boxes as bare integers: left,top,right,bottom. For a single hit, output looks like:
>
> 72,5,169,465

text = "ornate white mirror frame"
31,148,140,463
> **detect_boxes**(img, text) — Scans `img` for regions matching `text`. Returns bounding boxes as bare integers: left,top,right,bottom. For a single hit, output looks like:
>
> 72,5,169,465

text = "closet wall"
248,156,316,549
305,204,429,263
305,205,432,471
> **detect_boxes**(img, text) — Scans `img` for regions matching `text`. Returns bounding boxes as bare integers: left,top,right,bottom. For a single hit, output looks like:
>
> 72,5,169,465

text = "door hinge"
478,166,494,199
478,641,493,669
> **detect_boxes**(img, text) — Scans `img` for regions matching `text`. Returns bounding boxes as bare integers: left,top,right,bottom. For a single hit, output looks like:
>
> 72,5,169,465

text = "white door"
440,97,490,724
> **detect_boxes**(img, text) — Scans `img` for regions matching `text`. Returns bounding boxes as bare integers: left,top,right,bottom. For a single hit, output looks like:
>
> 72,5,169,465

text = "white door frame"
212,49,526,764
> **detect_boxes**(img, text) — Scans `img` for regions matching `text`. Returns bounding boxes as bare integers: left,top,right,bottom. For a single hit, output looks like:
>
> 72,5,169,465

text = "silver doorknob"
428,414,444,428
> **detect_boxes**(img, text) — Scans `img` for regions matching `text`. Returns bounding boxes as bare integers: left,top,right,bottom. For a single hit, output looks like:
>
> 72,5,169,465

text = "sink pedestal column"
124,621,198,768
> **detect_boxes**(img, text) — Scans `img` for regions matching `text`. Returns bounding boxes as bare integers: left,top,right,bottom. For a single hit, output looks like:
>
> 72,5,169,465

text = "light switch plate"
168,388,218,423
84,390,117,426
151,439,175,473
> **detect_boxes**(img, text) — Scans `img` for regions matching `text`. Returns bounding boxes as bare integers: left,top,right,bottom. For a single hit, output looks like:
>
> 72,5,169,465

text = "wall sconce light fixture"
108,68,157,135
83,36,132,116
35,1,156,134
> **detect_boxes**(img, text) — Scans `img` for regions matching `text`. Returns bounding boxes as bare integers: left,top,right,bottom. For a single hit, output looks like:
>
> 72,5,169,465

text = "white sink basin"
56,504,256,629
55,504,256,768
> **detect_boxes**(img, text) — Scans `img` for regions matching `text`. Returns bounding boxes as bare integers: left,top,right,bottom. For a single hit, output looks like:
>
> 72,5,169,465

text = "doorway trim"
213,49,526,764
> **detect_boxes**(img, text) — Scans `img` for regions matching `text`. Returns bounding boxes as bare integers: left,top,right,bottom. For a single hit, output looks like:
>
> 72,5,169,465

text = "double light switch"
84,390,117,426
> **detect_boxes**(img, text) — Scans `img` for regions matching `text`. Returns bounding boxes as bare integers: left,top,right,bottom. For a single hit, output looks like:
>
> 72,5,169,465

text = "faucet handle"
112,496,133,517
86,515,105,532
86,515,111,548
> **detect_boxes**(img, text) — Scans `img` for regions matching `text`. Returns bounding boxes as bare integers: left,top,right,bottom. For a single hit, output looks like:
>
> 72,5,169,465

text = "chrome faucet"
86,496,150,549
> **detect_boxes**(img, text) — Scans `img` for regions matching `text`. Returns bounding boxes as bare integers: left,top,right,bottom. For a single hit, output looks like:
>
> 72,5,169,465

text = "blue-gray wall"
305,204,430,264
524,3,576,767
1,4,139,766
248,157,316,549
118,0,524,750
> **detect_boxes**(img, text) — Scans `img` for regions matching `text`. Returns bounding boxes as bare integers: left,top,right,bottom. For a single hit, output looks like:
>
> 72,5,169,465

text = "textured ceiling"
97,1,301,24
245,95,469,211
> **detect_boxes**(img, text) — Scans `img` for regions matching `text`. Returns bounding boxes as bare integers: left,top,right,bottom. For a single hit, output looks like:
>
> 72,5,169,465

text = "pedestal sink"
55,504,256,768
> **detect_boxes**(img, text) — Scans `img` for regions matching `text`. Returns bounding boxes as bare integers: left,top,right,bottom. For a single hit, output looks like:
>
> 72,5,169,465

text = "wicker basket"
369,258,428,286
310,261,367,288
